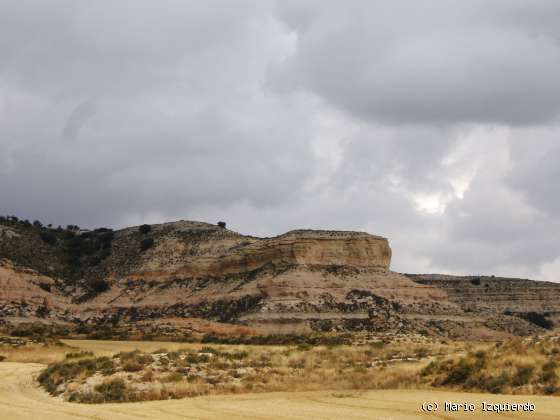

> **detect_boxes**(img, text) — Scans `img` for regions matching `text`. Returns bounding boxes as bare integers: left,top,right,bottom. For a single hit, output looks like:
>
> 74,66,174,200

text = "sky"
1,1,560,280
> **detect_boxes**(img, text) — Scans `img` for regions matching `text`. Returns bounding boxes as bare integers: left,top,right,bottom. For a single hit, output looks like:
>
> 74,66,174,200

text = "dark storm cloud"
272,1,560,125
0,0,313,228
2,1,560,280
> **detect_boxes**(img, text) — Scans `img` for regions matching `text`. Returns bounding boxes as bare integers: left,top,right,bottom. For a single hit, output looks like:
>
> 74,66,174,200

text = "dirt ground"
0,361,559,420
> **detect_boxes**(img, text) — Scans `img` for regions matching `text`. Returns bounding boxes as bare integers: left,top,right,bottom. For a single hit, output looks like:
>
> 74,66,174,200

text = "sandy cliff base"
1,362,559,420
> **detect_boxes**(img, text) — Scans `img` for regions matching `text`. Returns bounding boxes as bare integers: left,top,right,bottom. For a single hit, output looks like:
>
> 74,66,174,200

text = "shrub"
123,361,144,372
117,351,153,372
163,372,184,382
200,346,219,355
10,322,47,337
36,304,50,318
512,365,534,386
40,232,57,245
415,347,430,358
88,256,101,266
65,351,94,360
217,221,226,228
38,357,115,395
443,358,475,385
99,249,111,260
519,312,553,330
185,353,210,364
297,343,313,351
141,369,154,382
470,277,481,286
544,384,559,395
0,355,5,362
420,360,439,376
541,361,558,383
224,350,249,360
94,378,129,402
98,231,115,248
90,279,109,293
140,238,154,251
139,224,151,234
38,283,52,292
483,373,510,394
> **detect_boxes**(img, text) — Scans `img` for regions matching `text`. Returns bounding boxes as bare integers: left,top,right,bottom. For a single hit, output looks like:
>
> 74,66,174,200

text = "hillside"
1,216,559,339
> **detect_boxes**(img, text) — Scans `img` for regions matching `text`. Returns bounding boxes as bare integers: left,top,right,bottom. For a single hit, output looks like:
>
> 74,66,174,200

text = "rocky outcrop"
114,224,392,281
407,274,560,333
0,259,73,321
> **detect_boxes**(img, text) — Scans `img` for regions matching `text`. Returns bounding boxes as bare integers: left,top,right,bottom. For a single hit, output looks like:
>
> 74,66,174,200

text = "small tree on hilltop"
139,224,151,234
217,221,226,229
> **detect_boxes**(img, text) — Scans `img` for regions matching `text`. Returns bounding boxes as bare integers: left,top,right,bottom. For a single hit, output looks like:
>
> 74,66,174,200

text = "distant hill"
1,215,559,339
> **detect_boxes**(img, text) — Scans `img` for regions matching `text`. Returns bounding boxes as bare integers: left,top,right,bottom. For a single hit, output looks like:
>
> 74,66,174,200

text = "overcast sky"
2,1,560,280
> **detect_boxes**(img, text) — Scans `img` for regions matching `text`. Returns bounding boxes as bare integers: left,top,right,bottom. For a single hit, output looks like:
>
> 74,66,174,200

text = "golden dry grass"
0,342,74,364
60,338,286,356
2,362,560,419
38,338,468,402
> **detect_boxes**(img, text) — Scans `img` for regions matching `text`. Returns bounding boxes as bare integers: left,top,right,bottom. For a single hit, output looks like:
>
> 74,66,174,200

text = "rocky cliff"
1,217,559,338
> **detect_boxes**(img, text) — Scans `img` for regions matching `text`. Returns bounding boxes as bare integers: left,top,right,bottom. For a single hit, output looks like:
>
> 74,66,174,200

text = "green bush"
512,365,534,386
38,357,115,395
140,238,154,251
483,373,510,394
185,353,210,364
443,358,475,385
94,378,130,402
38,283,52,292
541,361,558,383
520,312,553,330
90,279,109,293
65,351,94,360
420,360,440,377
40,232,57,245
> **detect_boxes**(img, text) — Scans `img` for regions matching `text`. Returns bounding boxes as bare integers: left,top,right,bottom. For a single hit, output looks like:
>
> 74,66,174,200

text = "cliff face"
113,224,392,280
1,219,559,338
84,223,439,332
408,274,560,329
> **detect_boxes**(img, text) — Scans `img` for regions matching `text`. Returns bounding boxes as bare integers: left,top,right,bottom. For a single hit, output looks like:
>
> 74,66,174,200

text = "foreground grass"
34,335,560,403
420,336,560,395
38,339,458,403
3,363,560,420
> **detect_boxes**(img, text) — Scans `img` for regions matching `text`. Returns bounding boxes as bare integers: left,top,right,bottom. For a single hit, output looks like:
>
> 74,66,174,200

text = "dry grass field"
1,362,560,419
1,338,560,419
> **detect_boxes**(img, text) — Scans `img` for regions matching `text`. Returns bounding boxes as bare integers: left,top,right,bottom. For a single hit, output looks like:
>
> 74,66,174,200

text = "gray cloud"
62,101,96,142
272,1,560,125
1,1,560,281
